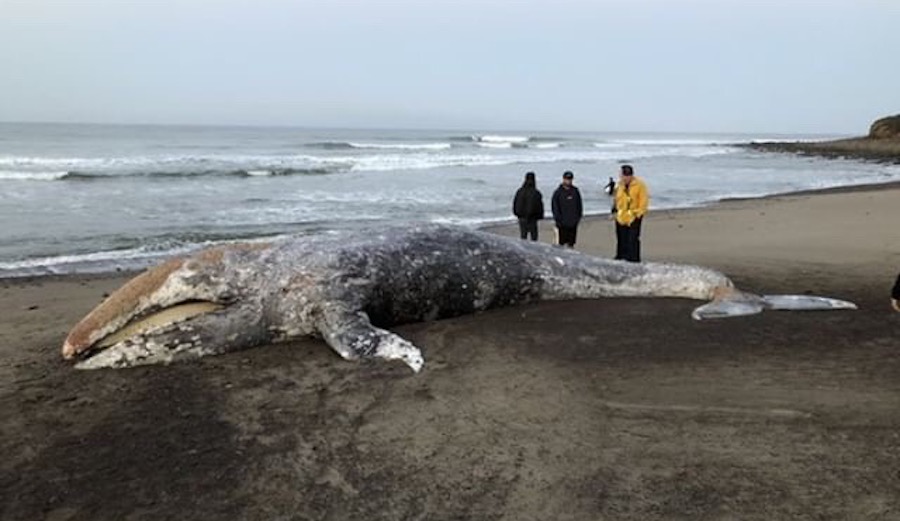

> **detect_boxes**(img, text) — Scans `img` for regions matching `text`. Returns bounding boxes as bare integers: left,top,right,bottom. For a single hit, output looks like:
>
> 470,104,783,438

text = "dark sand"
2,185,899,520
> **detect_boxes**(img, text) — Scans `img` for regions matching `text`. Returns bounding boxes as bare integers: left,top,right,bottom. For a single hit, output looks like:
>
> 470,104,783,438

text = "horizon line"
0,119,850,137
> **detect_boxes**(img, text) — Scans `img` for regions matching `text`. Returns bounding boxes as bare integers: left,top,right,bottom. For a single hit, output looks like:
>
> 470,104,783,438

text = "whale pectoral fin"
692,292,857,320
319,312,424,373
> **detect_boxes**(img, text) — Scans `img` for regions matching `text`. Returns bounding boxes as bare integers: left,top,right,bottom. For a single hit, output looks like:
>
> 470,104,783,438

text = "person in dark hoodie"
892,272,900,312
551,171,583,248
512,172,544,241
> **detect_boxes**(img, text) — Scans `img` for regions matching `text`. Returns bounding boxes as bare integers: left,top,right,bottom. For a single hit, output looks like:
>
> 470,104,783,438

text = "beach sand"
2,184,899,520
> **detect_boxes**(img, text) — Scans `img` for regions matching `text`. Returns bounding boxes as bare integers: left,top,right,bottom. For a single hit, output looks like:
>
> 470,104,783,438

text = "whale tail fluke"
759,295,858,312
692,292,857,320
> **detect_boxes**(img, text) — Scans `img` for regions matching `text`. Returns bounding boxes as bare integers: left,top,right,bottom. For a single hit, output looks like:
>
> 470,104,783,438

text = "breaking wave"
0,232,284,278
0,171,70,181
306,141,452,151
475,135,531,144
0,167,341,181
475,140,562,150
0,144,741,181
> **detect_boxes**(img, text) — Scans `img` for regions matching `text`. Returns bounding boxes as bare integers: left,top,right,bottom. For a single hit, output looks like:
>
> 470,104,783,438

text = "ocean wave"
0,170,70,181
0,244,196,277
451,134,569,144
304,141,357,150
474,135,531,144
0,144,742,182
236,168,337,177
430,215,510,227
0,154,190,169
476,141,560,149
344,153,515,172
530,135,571,142
0,152,354,181
2,167,341,181
306,141,452,151
0,233,284,278
601,147,737,161
0,153,346,171
349,142,451,151
467,135,566,148
614,138,745,146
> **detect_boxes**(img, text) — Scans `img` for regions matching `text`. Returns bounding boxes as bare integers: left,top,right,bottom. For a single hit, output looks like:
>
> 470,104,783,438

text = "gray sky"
1,0,897,133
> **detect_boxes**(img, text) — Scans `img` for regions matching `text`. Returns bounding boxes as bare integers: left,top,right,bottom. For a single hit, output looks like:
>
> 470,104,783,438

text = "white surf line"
600,400,812,419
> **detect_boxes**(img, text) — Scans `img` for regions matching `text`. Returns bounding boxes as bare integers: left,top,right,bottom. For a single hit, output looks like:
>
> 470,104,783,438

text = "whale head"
62,244,271,368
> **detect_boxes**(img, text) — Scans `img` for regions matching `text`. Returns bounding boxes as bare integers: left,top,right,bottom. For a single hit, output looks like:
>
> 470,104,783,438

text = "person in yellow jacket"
612,164,649,262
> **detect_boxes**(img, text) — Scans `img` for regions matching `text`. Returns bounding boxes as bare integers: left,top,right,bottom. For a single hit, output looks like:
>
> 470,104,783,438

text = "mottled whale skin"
62,224,855,371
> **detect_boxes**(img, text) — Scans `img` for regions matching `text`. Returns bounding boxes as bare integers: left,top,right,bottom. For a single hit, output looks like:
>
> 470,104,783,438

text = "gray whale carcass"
61,224,856,371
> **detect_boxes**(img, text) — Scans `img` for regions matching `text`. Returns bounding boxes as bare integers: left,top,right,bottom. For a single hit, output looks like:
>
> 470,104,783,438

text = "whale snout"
61,339,79,359
61,250,245,365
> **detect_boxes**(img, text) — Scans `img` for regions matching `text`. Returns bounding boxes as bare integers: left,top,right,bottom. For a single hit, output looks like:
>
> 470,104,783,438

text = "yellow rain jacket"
614,177,649,226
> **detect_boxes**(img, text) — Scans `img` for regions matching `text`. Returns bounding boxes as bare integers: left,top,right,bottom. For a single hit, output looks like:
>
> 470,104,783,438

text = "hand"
893,299,900,312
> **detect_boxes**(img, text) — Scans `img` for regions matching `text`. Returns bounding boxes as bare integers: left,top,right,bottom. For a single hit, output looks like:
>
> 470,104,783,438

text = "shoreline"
4,179,900,283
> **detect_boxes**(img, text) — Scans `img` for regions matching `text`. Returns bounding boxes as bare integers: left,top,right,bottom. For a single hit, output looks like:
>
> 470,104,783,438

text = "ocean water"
1,122,897,277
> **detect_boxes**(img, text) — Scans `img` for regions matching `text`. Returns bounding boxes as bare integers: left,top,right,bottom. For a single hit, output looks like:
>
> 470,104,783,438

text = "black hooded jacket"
513,185,544,220
551,184,583,228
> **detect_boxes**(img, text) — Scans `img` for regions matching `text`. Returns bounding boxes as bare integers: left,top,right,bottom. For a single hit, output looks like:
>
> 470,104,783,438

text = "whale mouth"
78,301,225,359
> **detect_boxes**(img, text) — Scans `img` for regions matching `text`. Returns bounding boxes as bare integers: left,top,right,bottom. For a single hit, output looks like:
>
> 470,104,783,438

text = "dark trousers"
615,217,642,262
557,225,578,247
518,218,538,241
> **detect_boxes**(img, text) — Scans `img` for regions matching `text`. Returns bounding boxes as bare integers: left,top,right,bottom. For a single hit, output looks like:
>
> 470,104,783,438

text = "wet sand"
2,184,899,520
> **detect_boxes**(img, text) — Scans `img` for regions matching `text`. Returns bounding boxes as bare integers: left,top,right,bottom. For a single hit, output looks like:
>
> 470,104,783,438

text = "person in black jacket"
551,171,583,247
892,272,900,312
512,172,544,241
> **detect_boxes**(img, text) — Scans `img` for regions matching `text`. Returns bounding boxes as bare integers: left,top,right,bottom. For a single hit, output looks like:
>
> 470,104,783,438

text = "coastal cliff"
747,114,900,162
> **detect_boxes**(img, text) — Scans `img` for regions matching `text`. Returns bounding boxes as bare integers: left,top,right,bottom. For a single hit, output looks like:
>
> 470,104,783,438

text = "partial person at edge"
892,272,900,312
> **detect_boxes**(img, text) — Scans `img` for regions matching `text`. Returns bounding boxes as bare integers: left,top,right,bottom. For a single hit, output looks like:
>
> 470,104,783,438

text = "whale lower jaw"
75,336,198,369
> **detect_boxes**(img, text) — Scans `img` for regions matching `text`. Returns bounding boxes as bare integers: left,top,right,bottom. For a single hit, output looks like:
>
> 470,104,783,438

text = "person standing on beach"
892,272,900,312
611,164,650,262
603,176,616,196
551,171,583,248
512,172,544,241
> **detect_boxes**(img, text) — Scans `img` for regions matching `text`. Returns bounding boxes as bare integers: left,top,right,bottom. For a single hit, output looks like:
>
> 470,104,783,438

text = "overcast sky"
1,0,897,133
